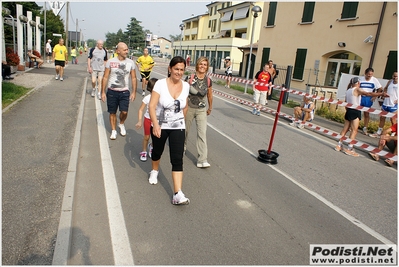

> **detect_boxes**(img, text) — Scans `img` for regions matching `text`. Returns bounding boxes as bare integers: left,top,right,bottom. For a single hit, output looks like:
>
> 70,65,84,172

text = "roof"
238,42,259,50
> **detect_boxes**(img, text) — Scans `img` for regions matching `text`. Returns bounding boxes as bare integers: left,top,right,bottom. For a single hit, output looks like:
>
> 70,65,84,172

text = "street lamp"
179,23,185,56
76,18,84,47
2,7,16,52
244,5,262,94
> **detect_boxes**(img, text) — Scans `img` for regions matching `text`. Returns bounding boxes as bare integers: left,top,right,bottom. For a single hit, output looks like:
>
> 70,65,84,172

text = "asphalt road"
2,56,397,265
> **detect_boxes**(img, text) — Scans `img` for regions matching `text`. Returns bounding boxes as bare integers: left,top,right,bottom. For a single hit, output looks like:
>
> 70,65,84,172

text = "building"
251,1,397,91
150,36,172,57
175,1,265,75
176,1,397,92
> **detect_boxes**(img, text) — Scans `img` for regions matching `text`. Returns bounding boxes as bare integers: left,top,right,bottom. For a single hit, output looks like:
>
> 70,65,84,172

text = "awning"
220,11,233,22
233,7,249,20
214,30,227,38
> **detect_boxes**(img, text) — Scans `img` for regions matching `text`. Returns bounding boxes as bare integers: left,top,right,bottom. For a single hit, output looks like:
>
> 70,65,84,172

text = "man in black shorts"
136,48,154,96
52,38,68,81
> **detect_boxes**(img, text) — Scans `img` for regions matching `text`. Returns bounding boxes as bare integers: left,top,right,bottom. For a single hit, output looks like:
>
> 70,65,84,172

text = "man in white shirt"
46,39,52,63
88,40,108,99
359,67,382,135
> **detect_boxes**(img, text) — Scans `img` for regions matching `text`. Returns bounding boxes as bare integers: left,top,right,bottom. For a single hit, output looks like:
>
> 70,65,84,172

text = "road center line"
95,98,135,265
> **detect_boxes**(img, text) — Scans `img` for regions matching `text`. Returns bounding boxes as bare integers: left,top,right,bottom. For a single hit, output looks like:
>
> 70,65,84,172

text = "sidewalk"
2,55,90,265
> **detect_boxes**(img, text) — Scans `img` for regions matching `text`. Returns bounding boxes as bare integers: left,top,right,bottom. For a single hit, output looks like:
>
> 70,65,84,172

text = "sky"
36,1,211,41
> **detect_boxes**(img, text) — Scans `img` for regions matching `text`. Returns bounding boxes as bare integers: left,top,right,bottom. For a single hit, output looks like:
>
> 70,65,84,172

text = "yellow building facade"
250,1,397,91
177,1,397,92
177,1,265,75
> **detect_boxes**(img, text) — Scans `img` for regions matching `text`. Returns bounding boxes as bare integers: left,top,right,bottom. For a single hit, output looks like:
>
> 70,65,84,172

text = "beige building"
177,1,397,92
246,1,397,91
150,37,172,57
176,1,265,74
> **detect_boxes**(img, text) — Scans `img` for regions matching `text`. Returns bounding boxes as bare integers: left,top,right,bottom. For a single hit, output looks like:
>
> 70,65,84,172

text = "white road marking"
208,121,395,246
53,78,88,265
144,67,396,246
95,98,135,265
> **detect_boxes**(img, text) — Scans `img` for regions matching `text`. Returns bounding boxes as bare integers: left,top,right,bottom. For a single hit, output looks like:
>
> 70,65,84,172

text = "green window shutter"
302,2,315,23
261,47,270,70
293,49,307,80
383,51,398,79
267,2,277,26
341,2,358,19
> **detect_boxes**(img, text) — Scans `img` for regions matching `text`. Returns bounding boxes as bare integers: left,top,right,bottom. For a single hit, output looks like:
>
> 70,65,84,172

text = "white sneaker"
118,123,126,136
297,124,305,129
140,151,147,162
110,130,117,140
289,121,297,126
60,77,64,81
251,108,257,115
172,190,190,205
55,74,59,80
148,170,158,185
147,143,153,158
142,91,145,96
197,161,211,168
97,92,101,100
91,89,96,97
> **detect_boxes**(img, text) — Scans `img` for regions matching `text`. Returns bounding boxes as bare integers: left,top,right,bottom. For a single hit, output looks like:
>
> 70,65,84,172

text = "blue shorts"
382,104,398,113
107,89,130,114
360,96,373,108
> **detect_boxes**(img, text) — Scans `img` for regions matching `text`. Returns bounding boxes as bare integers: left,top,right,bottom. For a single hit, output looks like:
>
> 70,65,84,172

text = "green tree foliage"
105,29,125,50
105,17,146,51
124,17,145,50
169,34,181,42
43,10,65,42
86,39,96,49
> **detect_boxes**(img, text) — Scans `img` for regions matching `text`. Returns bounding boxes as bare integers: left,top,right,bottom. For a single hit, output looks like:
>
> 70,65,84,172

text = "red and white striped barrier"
213,89,397,162
206,72,397,119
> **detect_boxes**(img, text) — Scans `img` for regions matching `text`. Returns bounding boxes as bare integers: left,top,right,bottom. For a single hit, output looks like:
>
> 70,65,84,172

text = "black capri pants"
150,128,185,172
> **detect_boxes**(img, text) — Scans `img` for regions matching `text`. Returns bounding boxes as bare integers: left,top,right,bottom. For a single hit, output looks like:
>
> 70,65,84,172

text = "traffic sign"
48,1,65,16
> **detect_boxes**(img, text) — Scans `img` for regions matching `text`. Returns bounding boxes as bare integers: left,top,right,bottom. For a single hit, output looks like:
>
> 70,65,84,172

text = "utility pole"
65,2,69,52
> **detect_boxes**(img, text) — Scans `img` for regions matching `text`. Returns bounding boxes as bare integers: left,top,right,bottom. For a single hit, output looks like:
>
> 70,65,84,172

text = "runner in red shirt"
251,63,272,116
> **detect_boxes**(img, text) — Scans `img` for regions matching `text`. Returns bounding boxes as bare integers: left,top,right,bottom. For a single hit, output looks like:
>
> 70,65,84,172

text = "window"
233,7,249,20
293,49,307,80
261,47,271,68
383,51,397,79
220,11,233,22
234,28,247,38
211,19,217,32
267,2,277,26
302,2,315,23
341,2,358,19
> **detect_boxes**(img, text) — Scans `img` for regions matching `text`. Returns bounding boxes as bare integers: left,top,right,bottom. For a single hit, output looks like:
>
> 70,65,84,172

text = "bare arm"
130,69,137,101
207,86,213,115
101,68,110,102
135,102,146,129
149,91,161,138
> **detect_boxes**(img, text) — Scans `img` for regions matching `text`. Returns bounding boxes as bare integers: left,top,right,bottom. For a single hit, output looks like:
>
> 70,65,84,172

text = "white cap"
48,39,51,42
225,56,230,60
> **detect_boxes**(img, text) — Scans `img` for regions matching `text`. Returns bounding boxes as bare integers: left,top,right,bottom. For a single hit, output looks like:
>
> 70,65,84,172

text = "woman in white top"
335,77,387,157
148,56,190,205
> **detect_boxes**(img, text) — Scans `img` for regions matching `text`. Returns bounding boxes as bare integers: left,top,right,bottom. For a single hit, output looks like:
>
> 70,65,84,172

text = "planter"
9,65,17,74
17,65,25,71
